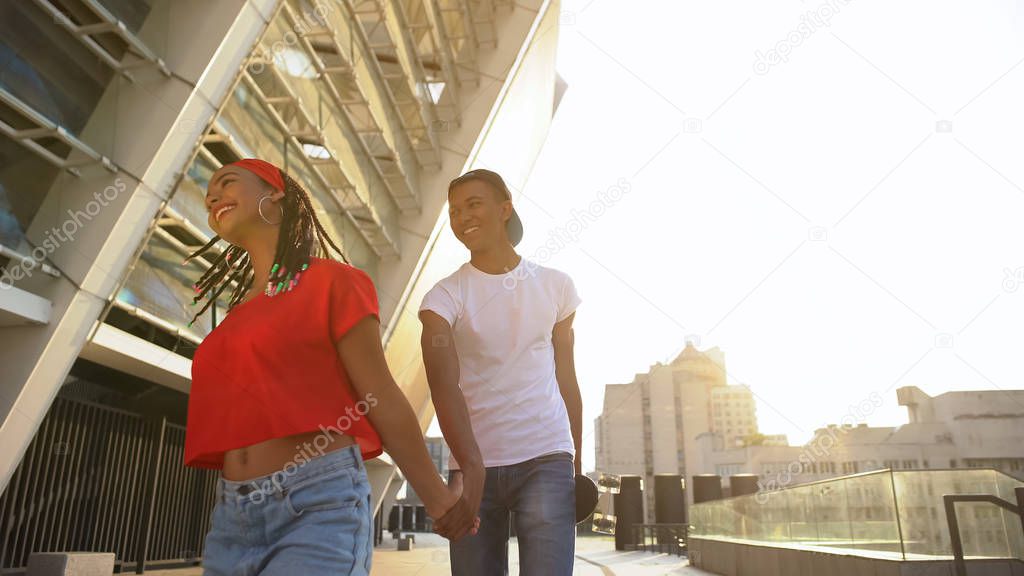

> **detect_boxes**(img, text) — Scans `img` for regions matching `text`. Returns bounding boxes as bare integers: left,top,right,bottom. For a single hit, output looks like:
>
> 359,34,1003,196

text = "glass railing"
689,468,1024,562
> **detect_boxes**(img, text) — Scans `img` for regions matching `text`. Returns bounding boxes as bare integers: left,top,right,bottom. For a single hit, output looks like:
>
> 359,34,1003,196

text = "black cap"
449,168,523,247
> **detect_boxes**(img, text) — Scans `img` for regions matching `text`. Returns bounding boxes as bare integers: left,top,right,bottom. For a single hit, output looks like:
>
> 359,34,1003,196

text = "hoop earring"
258,195,284,225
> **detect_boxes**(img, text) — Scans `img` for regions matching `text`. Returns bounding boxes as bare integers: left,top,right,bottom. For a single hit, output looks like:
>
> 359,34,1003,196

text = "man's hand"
457,463,486,530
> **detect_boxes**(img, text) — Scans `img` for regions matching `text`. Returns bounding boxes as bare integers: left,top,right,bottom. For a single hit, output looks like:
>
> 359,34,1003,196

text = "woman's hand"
337,317,478,540
425,478,461,521
429,475,480,541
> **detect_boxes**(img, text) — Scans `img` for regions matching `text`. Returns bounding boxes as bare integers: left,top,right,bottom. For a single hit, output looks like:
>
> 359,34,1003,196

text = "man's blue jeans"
448,451,576,575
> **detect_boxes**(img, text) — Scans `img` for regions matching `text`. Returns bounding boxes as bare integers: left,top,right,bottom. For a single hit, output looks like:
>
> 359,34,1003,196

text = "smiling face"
448,179,512,251
205,165,285,244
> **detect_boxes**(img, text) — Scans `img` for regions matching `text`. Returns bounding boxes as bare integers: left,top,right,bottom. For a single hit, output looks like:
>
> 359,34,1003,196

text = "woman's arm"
336,315,473,537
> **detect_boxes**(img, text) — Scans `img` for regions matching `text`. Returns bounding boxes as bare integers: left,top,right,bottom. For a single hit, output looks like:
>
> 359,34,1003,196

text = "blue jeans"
448,451,576,576
201,443,373,575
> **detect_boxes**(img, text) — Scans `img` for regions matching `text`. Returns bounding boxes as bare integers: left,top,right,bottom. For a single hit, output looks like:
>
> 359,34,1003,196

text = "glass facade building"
0,0,562,570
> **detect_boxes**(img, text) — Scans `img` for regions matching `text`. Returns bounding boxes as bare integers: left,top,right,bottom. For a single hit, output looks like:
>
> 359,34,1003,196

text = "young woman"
182,158,477,575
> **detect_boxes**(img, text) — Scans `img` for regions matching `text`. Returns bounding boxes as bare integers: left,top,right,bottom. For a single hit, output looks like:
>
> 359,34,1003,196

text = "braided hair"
184,168,348,327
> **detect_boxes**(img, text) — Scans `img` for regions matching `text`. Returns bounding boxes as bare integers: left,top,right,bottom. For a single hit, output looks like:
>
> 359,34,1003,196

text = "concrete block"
688,538,706,568
706,541,723,574
778,547,813,576
718,543,737,576
26,552,115,576
734,543,752,576
810,551,842,576
838,555,877,576
965,559,1011,576
740,545,779,576
900,561,953,576
874,559,902,576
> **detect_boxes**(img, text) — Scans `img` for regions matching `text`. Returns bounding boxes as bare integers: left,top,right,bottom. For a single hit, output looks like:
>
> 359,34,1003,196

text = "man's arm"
419,310,486,534
553,312,583,476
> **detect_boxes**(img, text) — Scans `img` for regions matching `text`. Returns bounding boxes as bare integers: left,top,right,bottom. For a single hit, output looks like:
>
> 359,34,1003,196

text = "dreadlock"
184,168,349,327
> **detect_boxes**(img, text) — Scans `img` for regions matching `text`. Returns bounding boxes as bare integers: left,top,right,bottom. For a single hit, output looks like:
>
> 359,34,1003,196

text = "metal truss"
0,87,117,176
241,61,400,258
415,0,463,129
279,2,421,215
347,0,443,170
29,0,170,82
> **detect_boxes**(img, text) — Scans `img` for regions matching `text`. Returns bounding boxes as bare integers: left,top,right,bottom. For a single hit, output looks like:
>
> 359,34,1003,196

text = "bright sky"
431,0,1024,473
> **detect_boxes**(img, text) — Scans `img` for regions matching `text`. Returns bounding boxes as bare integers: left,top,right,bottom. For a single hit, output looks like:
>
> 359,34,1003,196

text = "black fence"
0,394,219,573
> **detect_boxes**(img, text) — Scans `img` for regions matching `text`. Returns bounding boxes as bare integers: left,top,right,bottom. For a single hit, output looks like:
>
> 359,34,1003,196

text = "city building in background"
425,435,451,478
594,341,763,518
700,385,1024,492
0,0,564,571
595,340,1024,523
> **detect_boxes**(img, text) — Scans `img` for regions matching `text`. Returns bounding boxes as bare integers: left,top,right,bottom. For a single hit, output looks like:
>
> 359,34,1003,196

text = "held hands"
429,467,484,541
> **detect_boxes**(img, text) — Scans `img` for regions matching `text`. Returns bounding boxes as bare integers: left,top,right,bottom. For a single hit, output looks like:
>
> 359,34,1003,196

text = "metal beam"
110,300,203,346
0,87,117,176
422,0,464,127
449,0,481,84
240,68,399,257
345,0,442,170
281,2,421,213
29,0,170,81
0,243,61,278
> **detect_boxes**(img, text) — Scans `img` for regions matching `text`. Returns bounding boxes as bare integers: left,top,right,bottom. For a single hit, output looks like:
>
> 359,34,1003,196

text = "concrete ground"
144,533,714,575
367,532,712,575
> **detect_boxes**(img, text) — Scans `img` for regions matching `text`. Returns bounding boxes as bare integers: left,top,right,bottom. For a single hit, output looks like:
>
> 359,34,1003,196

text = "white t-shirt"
419,257,581,469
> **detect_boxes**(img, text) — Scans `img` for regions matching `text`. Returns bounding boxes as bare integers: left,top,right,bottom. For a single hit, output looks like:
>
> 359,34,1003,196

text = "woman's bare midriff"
222,428,357,481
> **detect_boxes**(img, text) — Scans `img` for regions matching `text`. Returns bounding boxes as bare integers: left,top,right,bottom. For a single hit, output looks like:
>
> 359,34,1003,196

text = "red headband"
229,158,285,192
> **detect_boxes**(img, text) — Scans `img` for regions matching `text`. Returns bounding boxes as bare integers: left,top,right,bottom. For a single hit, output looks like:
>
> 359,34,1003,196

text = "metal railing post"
943,493,1023,576
135,417,166,574
1017,487,1024,542
943,495,967,576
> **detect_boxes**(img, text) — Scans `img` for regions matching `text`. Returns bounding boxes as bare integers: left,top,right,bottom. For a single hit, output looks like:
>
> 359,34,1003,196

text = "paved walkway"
144,533,714,575
371,532,713,575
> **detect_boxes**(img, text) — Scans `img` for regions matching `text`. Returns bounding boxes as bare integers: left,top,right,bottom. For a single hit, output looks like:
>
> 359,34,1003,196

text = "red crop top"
184,257,384,469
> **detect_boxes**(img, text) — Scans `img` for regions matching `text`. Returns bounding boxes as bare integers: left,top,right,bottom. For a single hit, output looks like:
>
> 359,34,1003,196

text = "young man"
419,169,583,575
